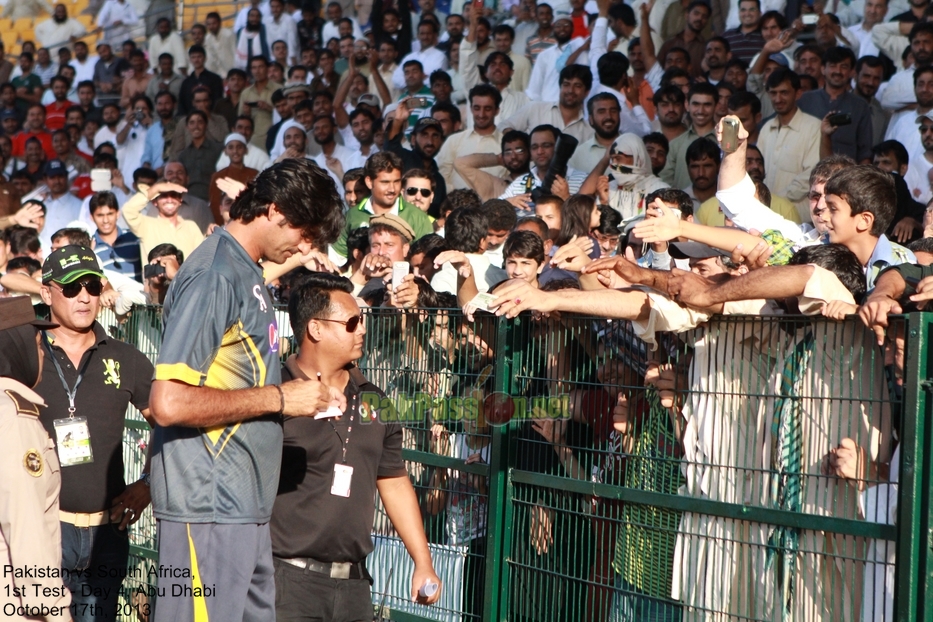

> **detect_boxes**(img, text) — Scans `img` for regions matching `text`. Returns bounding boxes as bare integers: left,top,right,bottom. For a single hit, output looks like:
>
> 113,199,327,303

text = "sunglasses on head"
54,279,103,298
406,187,432,198
318,313,364,332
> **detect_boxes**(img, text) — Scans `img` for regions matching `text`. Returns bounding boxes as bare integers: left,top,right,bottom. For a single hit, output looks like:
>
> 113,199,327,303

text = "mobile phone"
827,112,852,127
245,100,260,107
721,118,739,153
801,13,818,25
144,264,166,279
90,168,112,192
392,261,409,290
410,96,429,108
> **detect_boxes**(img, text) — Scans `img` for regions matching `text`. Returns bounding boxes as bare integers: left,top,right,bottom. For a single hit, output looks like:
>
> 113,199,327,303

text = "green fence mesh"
99,306,915,621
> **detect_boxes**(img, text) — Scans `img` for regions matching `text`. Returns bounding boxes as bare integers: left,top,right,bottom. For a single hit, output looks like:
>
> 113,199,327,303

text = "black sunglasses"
406,187,432,198
54,279,103,298
318,313,364,332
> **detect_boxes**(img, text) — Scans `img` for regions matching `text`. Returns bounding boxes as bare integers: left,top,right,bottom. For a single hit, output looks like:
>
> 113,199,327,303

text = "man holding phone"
798,46,873,164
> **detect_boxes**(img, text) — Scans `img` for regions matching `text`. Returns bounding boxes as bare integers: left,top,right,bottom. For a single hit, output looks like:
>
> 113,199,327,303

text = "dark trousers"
60,521,129,622
273,557,374,622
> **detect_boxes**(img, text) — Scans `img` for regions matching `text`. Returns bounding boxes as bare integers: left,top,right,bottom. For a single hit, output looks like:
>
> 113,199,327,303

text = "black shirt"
271,359,407,563
178,69,225,117
36,322,153,513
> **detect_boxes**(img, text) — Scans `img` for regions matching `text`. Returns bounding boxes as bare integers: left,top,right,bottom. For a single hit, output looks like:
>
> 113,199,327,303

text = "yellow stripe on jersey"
154,362,205,386
204,321,268,390
186,524,210,622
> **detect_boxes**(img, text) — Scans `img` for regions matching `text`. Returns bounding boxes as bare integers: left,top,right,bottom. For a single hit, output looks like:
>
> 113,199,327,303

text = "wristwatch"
140,472,151,487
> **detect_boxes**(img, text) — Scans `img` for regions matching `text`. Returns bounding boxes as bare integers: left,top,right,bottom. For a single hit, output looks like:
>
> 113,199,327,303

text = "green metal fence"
105,305,928,621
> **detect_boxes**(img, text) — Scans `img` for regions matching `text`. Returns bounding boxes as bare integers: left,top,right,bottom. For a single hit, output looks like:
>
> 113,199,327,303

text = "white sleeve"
460,39,481,91
589,17,609,80
717,174,808,244
524,53,546,101
880,70,915,111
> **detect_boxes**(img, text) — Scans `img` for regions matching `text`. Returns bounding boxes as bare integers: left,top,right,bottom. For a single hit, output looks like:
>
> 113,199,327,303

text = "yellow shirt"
122,189,205,263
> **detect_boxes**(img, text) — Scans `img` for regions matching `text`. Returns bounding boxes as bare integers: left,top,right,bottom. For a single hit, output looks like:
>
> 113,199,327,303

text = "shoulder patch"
5,390,40,417
23,448,43,477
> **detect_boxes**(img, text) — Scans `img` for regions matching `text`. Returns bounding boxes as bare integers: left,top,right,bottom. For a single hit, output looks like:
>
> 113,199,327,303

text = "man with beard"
854,56,890,147
525,14,587,103
570,92,620,172
274,124,312,163
141,91,177,175
799,47,873,163
331,151,434,259
499,125,588,214
907,112,933,204
71,41,98,85
386,114,447,213
703,37,732,84
660,82,718,190
501,65,595,144
454,129,531,201
236,8,272,73
658,1,710,77
586,50,651,135
312,115,356,191
344,108,380,170
882,23,933,110
35,3,87,49
437,84,506,190
178,44,224,116
147,17,187,74
654,84,688,143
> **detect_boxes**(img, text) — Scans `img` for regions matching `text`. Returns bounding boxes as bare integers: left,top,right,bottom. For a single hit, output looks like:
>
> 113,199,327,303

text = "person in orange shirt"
44,76,71,131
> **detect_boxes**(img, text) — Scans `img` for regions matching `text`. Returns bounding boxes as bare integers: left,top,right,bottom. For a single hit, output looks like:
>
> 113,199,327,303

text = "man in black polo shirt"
35,245,154,622
272,273,442,621
148,159,346,622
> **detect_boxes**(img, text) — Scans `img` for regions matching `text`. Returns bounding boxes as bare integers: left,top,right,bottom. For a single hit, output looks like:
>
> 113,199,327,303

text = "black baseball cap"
42,245,104,284
413,117,443,134
669,241,729,260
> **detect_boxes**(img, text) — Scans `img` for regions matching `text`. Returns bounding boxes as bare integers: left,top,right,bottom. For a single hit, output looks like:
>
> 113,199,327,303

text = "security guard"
35,246,155,622
0,296,72,622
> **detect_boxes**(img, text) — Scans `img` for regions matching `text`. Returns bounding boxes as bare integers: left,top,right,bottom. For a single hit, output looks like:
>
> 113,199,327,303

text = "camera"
134,110,144,121
144,264,166,279
827,112,852,127
531,133,579,202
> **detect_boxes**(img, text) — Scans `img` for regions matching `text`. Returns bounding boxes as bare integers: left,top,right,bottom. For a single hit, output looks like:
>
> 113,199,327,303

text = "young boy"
503,229,545,288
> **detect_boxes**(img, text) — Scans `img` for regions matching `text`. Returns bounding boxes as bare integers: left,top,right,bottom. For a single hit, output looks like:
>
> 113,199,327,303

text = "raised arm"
333,56,356,129
454,153,509,200
490,278,652,319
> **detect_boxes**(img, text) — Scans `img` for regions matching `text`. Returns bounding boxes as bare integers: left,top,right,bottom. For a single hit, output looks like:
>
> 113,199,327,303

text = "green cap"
42,245,104,284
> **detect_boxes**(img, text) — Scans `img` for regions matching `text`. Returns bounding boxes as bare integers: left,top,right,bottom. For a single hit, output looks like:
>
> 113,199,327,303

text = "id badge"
331,464,353,497
53,417,93,466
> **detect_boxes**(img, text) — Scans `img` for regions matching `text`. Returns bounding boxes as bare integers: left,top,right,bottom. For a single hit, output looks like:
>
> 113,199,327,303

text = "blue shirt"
142,119,166,170
866,234,915,290
94,228,142,282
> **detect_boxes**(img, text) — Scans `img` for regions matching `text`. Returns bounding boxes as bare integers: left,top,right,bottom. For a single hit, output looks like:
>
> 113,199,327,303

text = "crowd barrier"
98,304,933,621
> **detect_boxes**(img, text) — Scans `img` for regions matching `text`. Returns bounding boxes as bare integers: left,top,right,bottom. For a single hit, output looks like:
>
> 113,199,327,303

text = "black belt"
279,557,368,580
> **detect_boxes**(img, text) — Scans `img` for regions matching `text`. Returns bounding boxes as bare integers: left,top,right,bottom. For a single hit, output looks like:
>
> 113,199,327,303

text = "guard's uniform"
151,228,282,622
0,377,71,622
271,358,407,622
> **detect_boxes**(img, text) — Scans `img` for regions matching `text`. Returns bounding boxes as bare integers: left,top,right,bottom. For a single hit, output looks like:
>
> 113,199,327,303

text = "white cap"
224,133,248,146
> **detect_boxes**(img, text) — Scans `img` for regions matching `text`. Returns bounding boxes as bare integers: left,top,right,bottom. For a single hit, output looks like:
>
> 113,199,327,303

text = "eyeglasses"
317,313,364,332
406,187,432,198
53,279,103,298
503,148,526,155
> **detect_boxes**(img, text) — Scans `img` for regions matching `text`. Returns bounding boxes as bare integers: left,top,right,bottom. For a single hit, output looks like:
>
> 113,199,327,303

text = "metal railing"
100,305,929,621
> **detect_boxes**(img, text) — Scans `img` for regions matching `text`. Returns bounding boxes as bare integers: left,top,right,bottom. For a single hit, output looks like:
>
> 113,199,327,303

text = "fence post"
896,313,932,621
480,315,519,622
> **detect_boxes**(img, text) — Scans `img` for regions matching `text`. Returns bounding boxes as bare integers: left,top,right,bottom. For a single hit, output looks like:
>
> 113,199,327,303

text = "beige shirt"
756,108,822,217
122,189,205,262
507,51,532,93
568,136,613,174
205,28,237,78
499,101,595,145
0,378,71,622
466,88,530,130
238,80,283,149
436,128,506,190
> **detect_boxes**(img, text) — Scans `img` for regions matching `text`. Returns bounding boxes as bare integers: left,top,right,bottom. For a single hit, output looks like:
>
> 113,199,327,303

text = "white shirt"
234,1,271,33
205,28,237,77
96,0,139,45
40,191,84,251
312,144,357,192
148,32,188,71
525,38,588,103
884,109,923,170
35,17,86,48
215,143,272,171
321,17,363,44
880,68,916,112
498,165,589,199
263,13,300,64
850,22,880,59
436,128,506,190
499,101,595,145
392,47,448,90
343,145,380,171
907,154,933,205
466,88,530,130
431,253,507,295
71,55,99,84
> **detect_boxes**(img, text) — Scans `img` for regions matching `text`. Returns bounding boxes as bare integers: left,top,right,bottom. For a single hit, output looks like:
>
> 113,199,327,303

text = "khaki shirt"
0,377,71,621
238,80,283,150
122,189,205,263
